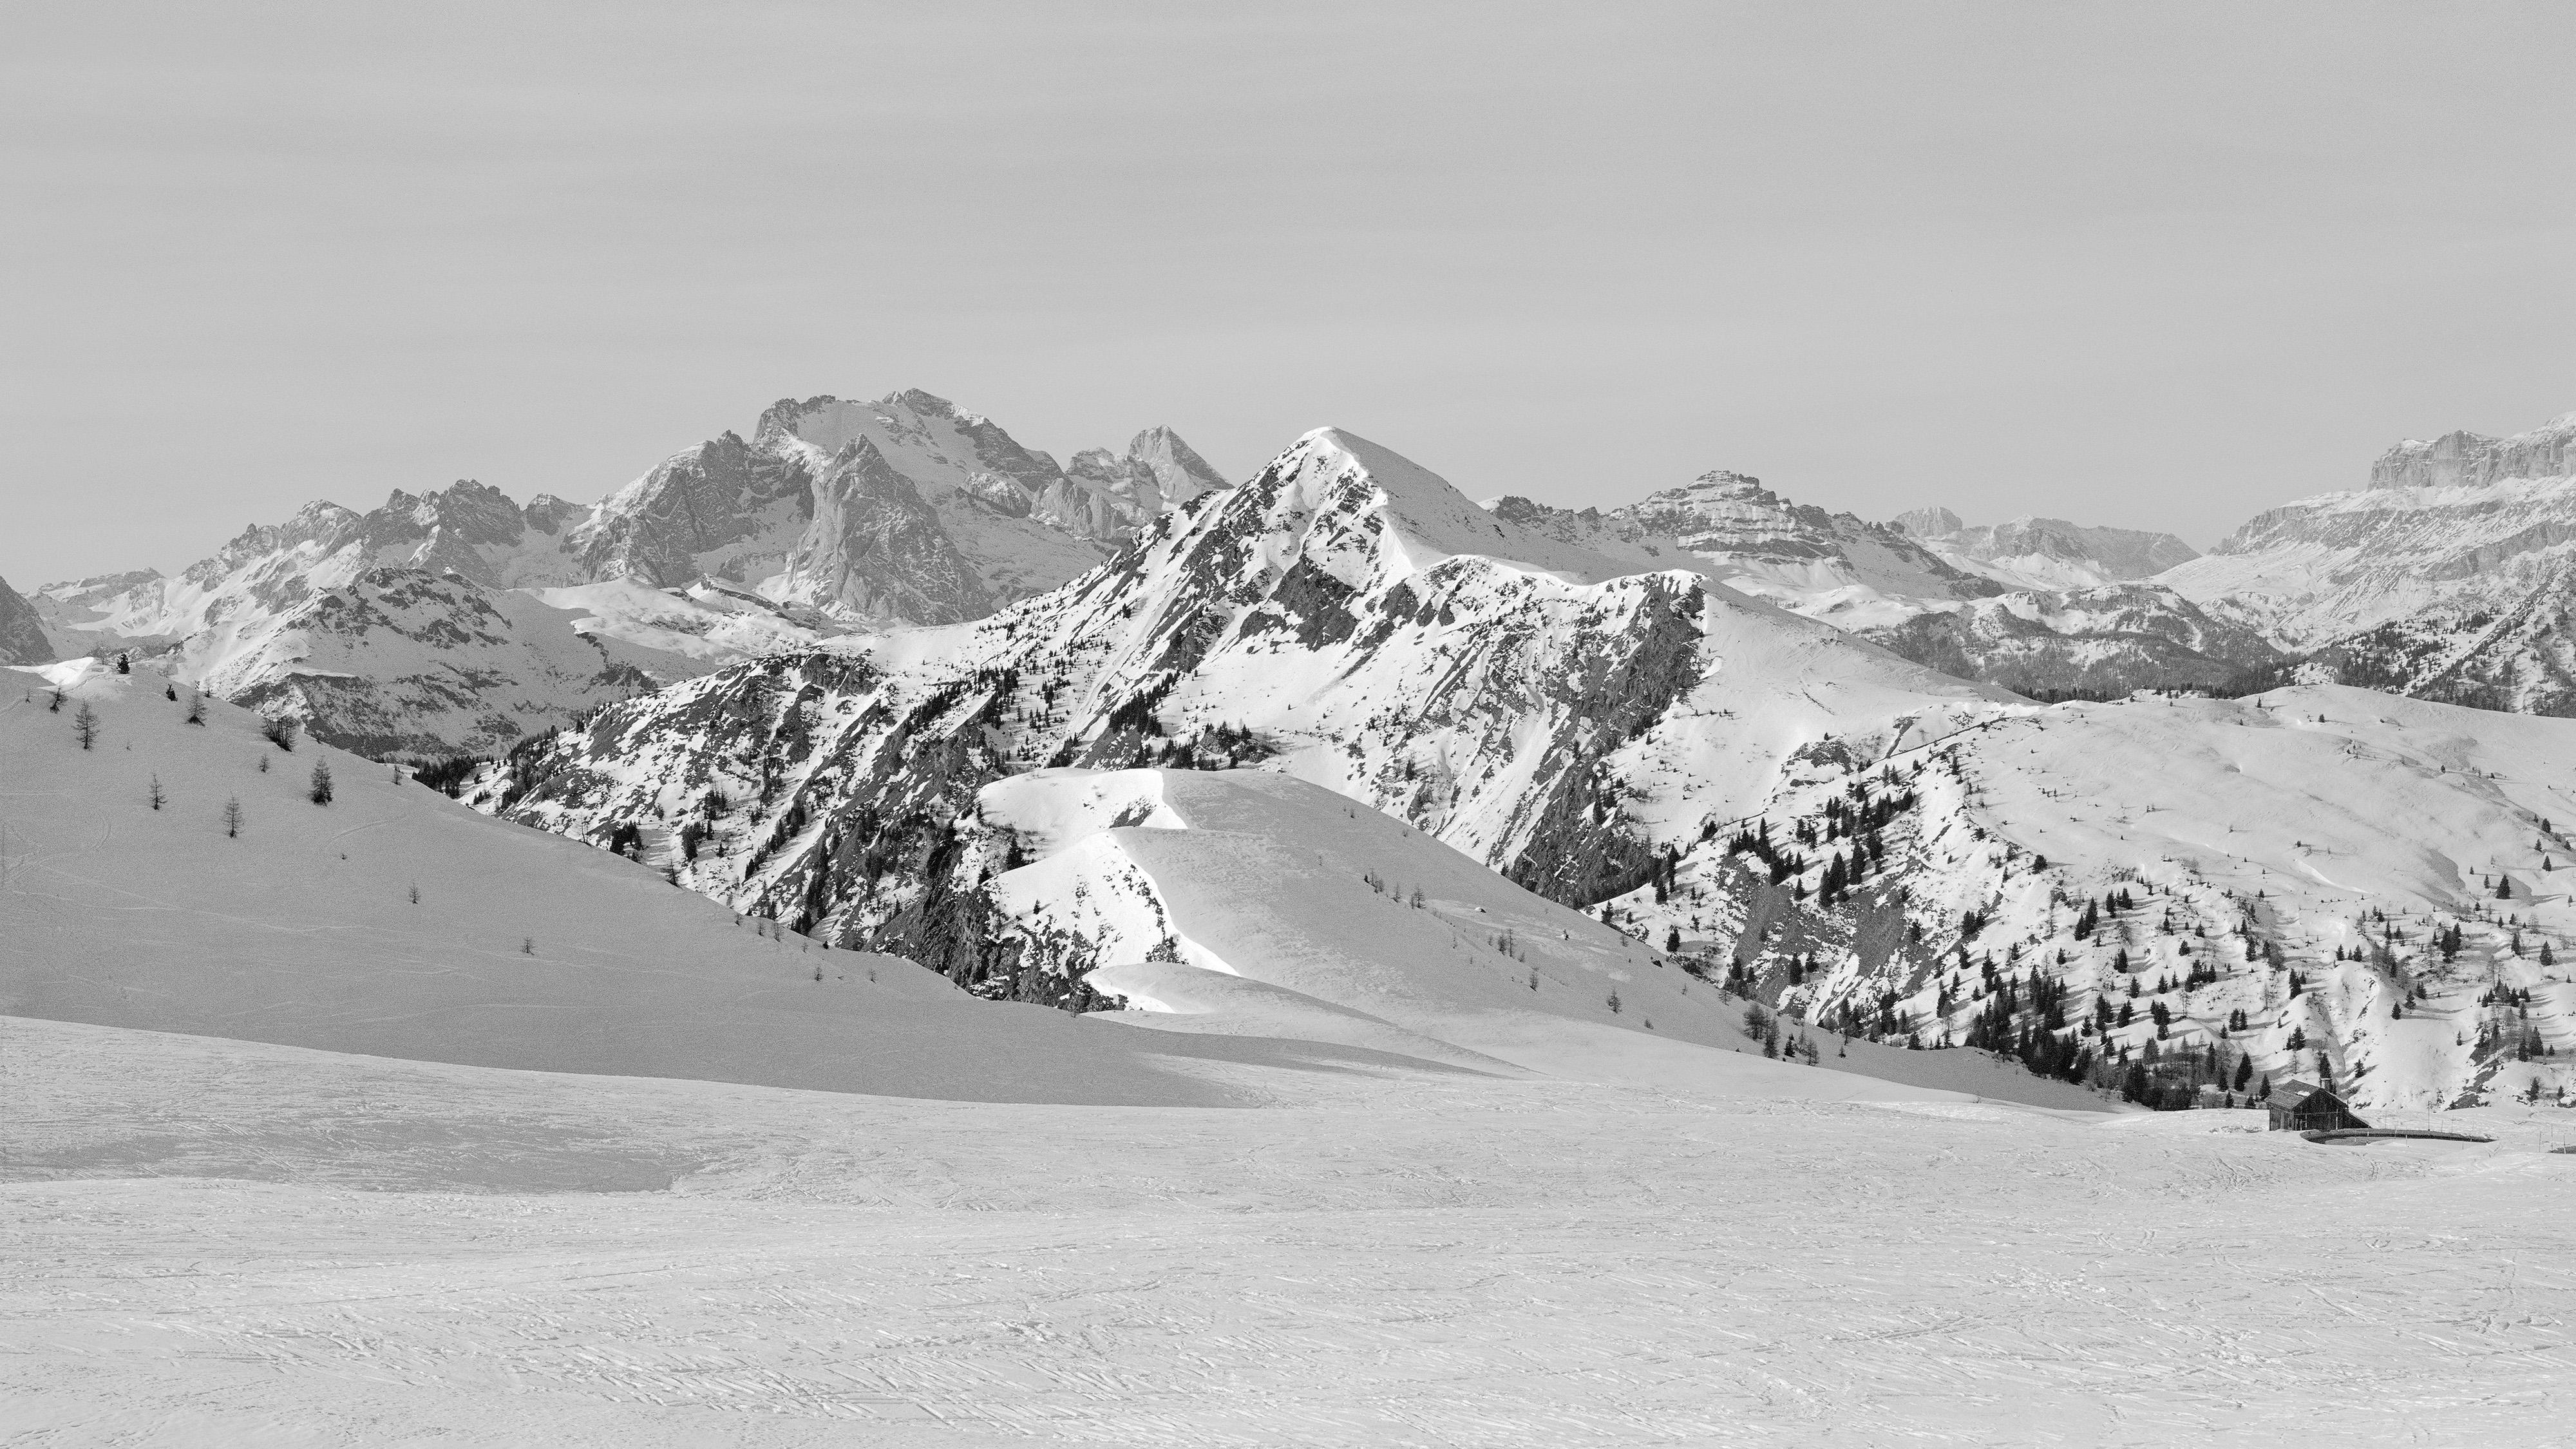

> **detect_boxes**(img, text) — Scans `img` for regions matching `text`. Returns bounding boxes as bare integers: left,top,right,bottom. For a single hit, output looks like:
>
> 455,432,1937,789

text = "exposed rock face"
470,428,2008,999
571,432,811,593
2369,413,2576,491
2162,408,2576,715
0,574,54,664
1892,511,2199,591
1861,584,2284,698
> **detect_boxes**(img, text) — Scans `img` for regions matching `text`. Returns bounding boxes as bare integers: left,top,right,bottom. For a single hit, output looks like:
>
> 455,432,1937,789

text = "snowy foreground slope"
10,1014,2576,1446
0,662,1482,1106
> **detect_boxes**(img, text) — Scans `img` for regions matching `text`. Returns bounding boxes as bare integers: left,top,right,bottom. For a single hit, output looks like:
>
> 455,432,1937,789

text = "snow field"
7,1014,2573,1447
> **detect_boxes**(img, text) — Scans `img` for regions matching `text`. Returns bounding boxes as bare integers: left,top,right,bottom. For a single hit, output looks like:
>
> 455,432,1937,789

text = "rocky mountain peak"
1890,507,1962,538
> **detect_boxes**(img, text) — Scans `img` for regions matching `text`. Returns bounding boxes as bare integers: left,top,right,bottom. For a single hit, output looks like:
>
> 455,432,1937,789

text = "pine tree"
308,760,334,805
261,715,298,752
222,797,243,838
72,703,99,750
147,775,164,810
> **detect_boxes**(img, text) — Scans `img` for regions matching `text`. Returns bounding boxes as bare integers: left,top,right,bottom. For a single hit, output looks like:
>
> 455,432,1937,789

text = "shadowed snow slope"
0,661,1496,1106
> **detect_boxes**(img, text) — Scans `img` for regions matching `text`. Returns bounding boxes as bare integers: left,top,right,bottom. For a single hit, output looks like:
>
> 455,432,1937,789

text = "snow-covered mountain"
1592,685,2576,1112
450,426,2576,1117
1891,508,2199,591
573,391,1218,623
0,574,51,664
1490,471,2001,630
33,390,1222,754
468,428,2010,980
2161,408,2576,715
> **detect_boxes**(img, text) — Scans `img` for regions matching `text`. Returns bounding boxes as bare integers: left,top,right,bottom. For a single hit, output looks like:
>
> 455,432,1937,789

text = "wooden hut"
2268,1080,2370,1133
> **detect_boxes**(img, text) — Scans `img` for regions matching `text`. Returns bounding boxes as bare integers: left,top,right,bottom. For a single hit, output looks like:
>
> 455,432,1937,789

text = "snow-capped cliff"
2161,408,2576,715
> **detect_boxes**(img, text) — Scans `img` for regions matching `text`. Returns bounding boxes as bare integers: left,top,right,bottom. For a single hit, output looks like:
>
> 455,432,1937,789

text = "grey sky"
5,2,2570,585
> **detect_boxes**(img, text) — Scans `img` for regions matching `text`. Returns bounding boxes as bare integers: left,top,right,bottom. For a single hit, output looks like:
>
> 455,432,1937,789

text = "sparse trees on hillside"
261,715,298,752
72,703,99,750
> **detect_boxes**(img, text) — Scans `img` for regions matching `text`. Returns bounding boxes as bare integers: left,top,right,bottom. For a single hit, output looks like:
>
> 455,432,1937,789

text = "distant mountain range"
13,395,2576,757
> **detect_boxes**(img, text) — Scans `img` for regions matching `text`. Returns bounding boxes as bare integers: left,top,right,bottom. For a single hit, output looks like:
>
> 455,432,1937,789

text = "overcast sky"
5,2,2571,584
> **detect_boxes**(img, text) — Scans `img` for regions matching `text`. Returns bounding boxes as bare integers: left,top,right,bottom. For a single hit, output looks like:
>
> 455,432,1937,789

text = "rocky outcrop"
0,574,54,664
2369,413,2576,491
